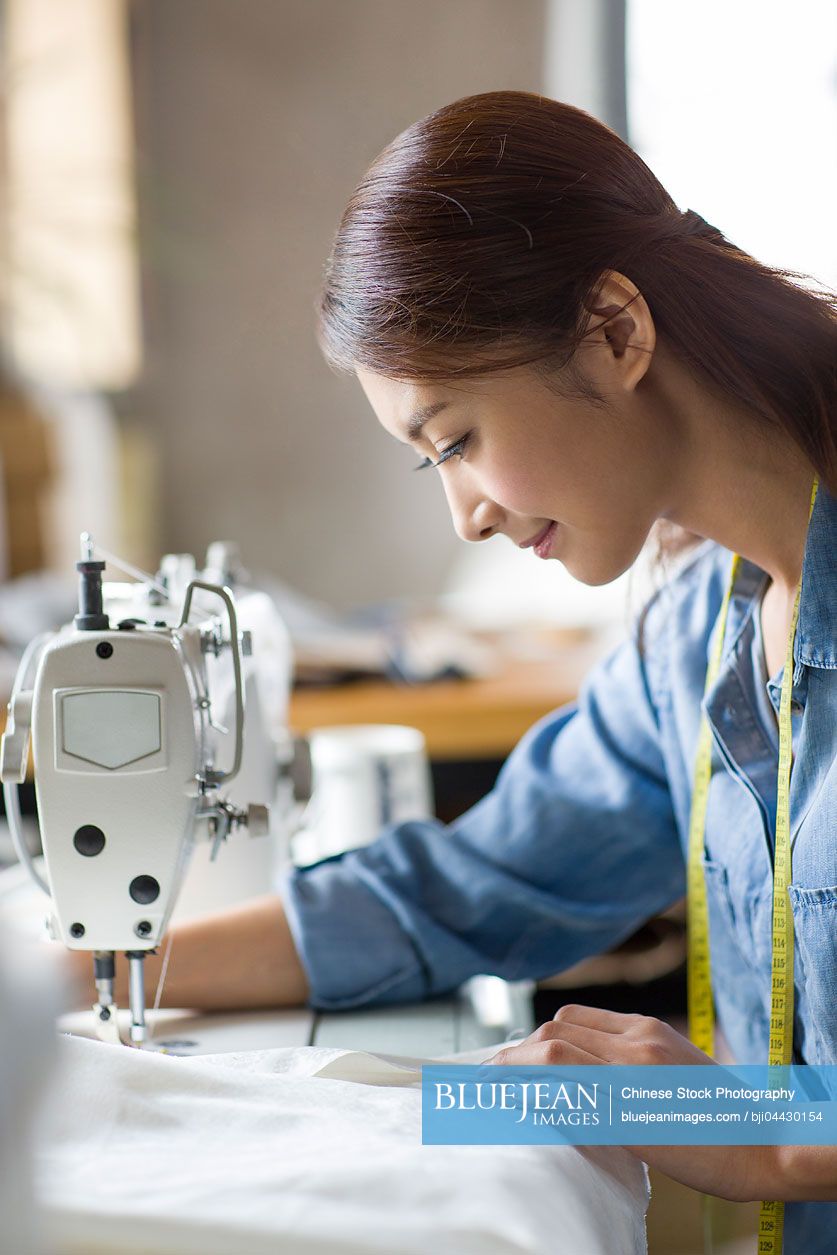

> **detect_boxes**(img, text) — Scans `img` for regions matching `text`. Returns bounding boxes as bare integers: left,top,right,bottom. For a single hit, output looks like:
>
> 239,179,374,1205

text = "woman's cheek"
483,460,558,517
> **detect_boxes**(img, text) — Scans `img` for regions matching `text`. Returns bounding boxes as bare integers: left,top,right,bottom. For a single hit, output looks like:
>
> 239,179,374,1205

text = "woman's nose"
447,484,504,543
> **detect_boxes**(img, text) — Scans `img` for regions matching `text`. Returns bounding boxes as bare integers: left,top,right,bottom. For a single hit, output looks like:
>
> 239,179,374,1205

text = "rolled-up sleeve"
279,622,685,1010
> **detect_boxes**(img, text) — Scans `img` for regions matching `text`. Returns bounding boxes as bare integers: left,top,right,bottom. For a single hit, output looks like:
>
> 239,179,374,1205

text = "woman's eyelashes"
413,433,470,472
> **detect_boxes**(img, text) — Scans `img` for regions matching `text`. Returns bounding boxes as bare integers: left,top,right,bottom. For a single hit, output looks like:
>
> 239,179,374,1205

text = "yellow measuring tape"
687,478,818,1255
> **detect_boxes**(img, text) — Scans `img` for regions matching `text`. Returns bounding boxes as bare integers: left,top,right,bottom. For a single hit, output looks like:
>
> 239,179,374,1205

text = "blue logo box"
421,1064,837,1145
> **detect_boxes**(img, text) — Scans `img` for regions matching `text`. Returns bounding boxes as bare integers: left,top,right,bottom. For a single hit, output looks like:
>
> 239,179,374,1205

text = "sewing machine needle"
127,952,148,1047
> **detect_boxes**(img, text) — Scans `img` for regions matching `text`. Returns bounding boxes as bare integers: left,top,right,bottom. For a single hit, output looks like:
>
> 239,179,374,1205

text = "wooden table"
289,628,610,761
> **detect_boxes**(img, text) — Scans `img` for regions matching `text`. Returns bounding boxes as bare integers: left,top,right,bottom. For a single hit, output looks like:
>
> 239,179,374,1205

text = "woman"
307,91,837,1250
112,91,835,1249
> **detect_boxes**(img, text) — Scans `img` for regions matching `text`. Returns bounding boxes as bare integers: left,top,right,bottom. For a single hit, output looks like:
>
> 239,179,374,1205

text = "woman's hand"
488,1003,715,1069
486,1004,780,1203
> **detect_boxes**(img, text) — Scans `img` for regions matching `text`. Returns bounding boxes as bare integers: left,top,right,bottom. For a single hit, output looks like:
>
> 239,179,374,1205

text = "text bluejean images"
421,1065,837,1145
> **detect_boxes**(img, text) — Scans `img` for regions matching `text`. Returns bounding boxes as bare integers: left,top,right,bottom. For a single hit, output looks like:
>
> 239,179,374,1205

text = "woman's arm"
68,892,310,1011
281,622,687,1011
774,1147,837,1203
627,1124,837,1202
625,1136,837,1202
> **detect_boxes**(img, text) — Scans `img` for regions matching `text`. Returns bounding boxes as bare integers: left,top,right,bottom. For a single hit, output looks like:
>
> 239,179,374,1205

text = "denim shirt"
281,485,837,1249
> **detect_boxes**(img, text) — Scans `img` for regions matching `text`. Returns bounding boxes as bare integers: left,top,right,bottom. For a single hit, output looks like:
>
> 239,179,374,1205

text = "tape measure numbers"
687,479,818,1255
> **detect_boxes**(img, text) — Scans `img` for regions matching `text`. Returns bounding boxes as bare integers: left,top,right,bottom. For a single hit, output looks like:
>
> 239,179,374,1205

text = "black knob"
74,825,106,857
129,876,160,905
96,641,114,659
69,922,85,938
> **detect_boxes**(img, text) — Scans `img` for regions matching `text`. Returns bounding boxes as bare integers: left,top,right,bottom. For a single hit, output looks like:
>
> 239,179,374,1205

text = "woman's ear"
581,270,655,394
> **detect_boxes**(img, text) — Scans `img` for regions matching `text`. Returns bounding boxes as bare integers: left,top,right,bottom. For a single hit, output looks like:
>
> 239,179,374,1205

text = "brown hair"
317,90,837,503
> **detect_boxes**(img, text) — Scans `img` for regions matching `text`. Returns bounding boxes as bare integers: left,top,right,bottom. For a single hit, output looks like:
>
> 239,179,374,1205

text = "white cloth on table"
33,1035,649,1255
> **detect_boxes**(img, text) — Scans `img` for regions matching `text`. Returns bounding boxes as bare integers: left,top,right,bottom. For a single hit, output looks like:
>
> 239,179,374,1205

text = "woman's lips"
521,521,558,559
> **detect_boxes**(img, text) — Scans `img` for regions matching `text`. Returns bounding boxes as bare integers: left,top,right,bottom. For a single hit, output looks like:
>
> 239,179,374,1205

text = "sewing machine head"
1,535,305,1045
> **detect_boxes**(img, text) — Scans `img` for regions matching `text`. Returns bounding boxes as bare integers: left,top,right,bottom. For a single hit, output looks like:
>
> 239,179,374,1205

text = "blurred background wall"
0,0,834,624
130,0,549,611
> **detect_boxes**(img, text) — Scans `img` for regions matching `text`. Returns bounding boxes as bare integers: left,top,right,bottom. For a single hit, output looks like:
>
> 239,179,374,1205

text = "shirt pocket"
702,857,760,976
701,857,769,1060
787,883,837,1064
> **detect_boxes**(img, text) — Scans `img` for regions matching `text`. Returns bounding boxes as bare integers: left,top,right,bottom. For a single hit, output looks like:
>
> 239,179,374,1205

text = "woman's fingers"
541,1019,637,1062
552,1003,647,1034
492,1016,655,1066
488,1006,718,1068
486,1037,602,1067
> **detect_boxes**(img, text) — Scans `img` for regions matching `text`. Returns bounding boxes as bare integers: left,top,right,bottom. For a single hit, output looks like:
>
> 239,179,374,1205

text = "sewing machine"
0,535,307,1047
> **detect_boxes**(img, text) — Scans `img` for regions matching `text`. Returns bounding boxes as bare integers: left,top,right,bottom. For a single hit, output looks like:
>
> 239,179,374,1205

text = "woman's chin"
561,547,638,588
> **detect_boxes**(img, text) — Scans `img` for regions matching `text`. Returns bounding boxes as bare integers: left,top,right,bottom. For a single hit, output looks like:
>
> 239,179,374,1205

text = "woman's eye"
413,434,470,472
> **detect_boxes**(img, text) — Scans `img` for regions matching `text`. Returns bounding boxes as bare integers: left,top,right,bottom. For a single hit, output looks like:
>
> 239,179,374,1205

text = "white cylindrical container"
296,724,434,863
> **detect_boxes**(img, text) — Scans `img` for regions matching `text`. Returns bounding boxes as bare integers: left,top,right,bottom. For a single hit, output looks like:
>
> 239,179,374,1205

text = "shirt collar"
733,481,836,671
795,481,836,669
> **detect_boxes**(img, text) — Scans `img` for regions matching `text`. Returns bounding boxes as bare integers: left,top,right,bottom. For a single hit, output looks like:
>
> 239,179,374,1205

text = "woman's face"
356,312,677,586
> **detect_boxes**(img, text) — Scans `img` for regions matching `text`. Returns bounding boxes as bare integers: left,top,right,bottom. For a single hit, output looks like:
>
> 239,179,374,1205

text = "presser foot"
92,1002,122,1045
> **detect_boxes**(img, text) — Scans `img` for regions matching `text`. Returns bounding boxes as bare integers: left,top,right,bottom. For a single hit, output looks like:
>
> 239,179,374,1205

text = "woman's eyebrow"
406,400,450,439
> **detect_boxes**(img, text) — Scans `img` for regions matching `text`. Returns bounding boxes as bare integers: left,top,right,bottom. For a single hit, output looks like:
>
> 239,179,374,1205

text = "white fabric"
0,921,60,1255
34,1035,649,1255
